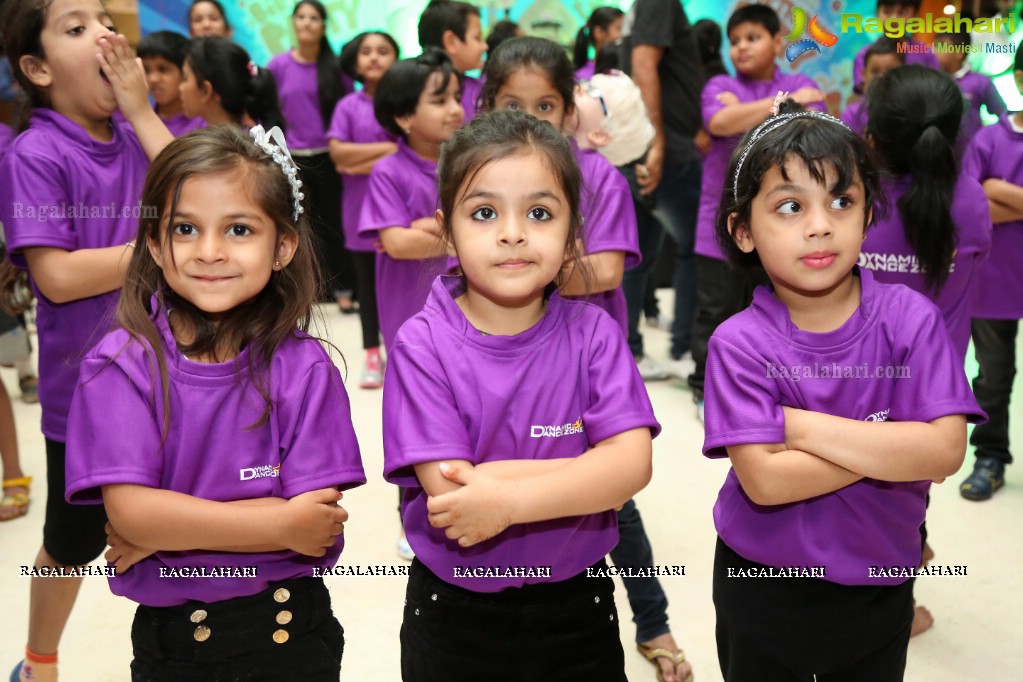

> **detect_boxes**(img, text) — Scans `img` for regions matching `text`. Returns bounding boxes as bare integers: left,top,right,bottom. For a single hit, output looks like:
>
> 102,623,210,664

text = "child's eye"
67,25,86,36
777,201,801,215
471,207,496,221
505,102,520,110
528,207,552,221
172,223,197,236
538,103,552,112
831,196,853,210
228,224,252,237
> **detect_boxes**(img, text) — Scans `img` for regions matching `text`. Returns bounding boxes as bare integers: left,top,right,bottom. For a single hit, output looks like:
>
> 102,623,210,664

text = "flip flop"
1,476,31,521
637,643,694,682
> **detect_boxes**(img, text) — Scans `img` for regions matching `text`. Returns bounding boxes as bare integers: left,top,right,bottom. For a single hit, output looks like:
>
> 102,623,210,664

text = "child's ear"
586,129,612,148
772,32,784,58
394,114,412,136
19,55,52,90
728,213,755,253
1015,69,1023,96
437,209,457,258
147,237,165,268
441,29,460,57
274,232,299,269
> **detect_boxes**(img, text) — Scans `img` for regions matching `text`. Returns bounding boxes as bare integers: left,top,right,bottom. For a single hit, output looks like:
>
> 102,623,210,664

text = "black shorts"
401,558,627,682
43,438,108,566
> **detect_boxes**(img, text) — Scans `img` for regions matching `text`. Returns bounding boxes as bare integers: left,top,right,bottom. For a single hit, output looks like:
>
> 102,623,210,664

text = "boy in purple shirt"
840,37,904,137
934,31,1008,158
851,1,941,93
137,31,205,137
958,43,1023,501
418,0,487,121
690,4,825,421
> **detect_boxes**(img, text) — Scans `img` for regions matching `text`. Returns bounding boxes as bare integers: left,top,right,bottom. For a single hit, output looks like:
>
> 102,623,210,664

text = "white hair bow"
249,125,305,221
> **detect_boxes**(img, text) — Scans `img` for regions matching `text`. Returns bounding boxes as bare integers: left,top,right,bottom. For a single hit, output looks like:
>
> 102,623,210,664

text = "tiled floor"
1,299,1021,681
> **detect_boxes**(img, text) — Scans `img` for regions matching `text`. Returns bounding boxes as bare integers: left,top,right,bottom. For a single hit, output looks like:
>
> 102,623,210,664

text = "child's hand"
104,522,155,573
791,87,826,106
276,488,348,557
410,216,442,235
695,128,712,156
426,463,514,547
97,33,150,121
715,91,740,106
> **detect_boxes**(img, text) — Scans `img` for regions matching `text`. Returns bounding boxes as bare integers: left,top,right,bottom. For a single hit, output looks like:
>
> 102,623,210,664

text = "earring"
274,260,281,269
403,127,411,135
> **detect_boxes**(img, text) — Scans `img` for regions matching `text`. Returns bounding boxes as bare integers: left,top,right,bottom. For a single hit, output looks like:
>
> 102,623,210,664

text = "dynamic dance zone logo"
785,7,839,62
529,418,585,439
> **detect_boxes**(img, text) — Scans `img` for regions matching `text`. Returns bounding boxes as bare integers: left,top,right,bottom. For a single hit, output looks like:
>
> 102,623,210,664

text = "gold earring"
274,260,281,269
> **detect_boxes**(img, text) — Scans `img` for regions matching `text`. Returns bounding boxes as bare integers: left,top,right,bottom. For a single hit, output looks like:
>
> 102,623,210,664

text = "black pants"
350,250,380,350
295,152,351,298
689,257,769,395
44,438,107,565
970,318,1019,465
401,558,626,682
713,539,913,682
130,577,343,681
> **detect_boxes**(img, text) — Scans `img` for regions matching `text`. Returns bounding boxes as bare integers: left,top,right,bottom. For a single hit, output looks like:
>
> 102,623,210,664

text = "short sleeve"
0,151,77,267
961,129,992,182
629,0,678,48
382,337,474,486
359,162,410,235
701,75,738,129
702,335,785,458
579,157,640,267
274,353,366,497
326,98,352,142
65,347,164,504
981,79,1008,118
582,314,660,444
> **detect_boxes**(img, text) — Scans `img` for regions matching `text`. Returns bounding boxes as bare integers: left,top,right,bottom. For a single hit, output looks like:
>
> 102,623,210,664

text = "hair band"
249,125,305,221
247,60,259,78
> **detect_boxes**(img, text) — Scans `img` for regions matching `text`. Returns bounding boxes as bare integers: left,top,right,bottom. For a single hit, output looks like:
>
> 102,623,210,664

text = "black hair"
594,39,622,74
864,36,907,67
374,48,460,139
933,30,970,51
418,0,481,49
188,0,231,31
1015,38,1023,72
291,1,342,128
480,37,575,116
339,31,401,82
186,37,286,131
717,100,882,270
573,6,624,70
137,31,191,69
866,65,961,291
2,0,57,121
486,20,521,56
694,19,728,78
726,4,781,37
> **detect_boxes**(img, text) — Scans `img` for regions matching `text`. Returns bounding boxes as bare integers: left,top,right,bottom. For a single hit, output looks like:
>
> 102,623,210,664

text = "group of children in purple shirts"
0,0,1020,680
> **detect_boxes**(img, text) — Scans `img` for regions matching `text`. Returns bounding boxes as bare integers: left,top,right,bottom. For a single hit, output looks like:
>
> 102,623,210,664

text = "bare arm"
707,87,825,137
630,45,664,195
559,251,625,296
725,442,864,506
328,139,398,175
24,245,133,304
378,225,448,260
784,408,967,482
983,178,1023,213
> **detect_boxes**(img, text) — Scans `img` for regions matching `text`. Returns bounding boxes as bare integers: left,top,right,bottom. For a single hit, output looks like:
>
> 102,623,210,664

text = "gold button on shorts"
193,625,211,642
276,610,293,625
189,609,207,624
273,588,291,603
272,629,290,644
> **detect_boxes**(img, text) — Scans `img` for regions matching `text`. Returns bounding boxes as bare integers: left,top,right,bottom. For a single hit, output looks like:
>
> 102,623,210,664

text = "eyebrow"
55,9,113,23
461,189,563,204
172,211,265,221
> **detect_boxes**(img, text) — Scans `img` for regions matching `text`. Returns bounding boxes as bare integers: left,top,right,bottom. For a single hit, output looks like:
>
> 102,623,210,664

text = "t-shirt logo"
786,7,839,63
530,418,585,439
239,464,281,480
865,409,890,423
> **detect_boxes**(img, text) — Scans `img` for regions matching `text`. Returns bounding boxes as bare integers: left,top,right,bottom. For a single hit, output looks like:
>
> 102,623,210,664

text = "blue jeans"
610,499,670,643
620,158,702,359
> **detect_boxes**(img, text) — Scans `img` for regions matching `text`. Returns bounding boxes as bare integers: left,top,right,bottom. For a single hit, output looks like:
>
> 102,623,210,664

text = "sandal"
1,476,31,521
637,643,694,682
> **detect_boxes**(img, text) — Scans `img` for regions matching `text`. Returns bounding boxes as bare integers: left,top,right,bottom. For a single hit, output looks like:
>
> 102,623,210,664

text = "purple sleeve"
852,44,868,91
359,162,410,234
275,353,367,497
702,334,785,458
580,158,640,267
582,315,661,444
266,54,285,81
702,75,738,129
382,336,474,487
326,98,352,142
981,78,1008,118
65,345,164,504
961,130,992,182
0,151,77,267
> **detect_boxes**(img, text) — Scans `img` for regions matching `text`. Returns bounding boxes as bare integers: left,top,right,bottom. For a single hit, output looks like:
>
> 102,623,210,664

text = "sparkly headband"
731,93,851,203
249,125,305,221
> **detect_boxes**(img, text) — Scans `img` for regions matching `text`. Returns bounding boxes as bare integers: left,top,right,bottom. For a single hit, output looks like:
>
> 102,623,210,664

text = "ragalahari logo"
786,7,839,62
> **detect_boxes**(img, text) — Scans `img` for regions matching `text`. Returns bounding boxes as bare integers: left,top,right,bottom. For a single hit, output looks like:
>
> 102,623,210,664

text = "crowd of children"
0,0,1020,680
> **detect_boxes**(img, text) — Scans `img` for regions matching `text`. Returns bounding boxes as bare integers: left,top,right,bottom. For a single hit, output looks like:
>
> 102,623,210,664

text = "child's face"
398,71,464,148
190,2,230,38
148,167,297,320
178,61,210,120
27,0,117,125
732,155,868,303
570,82,609,150
863,53,903,89
933,39,965,74
357,34,397,85
447,14,486,72
728,22,780,79
592,17,624,52
494,67,570,129
142,56,184,109
292,3,325,45
448,152,570,310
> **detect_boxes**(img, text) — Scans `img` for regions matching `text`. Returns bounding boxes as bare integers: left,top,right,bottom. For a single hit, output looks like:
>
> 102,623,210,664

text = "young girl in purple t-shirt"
383,109,659,682
703,98,984,680
328,30,400,388
0,2,174,679
64,125,366,679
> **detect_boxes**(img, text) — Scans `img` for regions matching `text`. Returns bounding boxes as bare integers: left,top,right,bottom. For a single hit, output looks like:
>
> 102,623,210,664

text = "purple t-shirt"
860,175,991,361
64,299,366,607
462,74,484,122
569,143,640,336
0,109,148,441
955,69,1007,158
852,39,940,92
383,275,660,592
358,139,447,348
840,99,867,137
326,91,398,252
697,71,825,260
162,112,206,138
0,123,14,153
962,114,1023,319
575,61,596,82
267,52,331,150
703,268,984,586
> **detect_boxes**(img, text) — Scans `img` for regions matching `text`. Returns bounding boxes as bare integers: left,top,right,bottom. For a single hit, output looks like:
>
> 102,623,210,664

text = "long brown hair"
118,125,323,430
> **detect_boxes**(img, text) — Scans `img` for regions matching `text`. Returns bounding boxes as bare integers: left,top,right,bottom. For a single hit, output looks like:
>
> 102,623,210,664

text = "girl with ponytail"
573,7,624,81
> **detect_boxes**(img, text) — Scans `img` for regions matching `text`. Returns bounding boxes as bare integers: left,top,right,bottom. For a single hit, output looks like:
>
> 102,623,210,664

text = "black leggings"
350,250,380,350
295,152,352,298
44,438,107,566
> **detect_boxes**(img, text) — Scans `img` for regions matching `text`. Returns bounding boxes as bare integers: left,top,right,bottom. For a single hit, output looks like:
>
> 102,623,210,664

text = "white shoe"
644,314,673,331
396,535,415,562
664,351,696,381
636,355,670,381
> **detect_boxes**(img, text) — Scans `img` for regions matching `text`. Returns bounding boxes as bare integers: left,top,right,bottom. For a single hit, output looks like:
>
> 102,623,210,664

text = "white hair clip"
769,90,789,116
249,125,305,221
